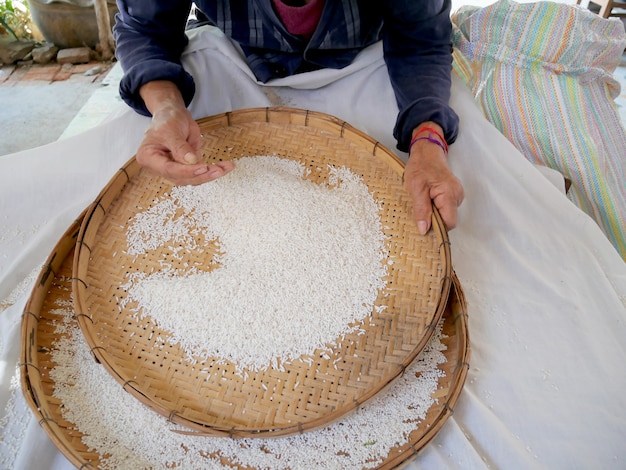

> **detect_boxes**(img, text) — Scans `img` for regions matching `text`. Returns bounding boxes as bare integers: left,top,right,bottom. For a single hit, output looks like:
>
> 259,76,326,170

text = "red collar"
272,0,325,40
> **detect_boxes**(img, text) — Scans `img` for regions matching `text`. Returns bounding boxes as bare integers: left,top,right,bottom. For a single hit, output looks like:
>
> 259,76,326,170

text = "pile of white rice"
50,293,447,469
123,156,390,371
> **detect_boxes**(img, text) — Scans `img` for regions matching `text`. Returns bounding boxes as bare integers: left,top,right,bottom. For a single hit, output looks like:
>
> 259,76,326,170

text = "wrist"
139,80,186,115
409,123,448,156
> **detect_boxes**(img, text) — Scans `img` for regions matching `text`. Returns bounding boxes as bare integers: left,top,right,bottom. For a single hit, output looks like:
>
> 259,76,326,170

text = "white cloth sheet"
1,25,625,469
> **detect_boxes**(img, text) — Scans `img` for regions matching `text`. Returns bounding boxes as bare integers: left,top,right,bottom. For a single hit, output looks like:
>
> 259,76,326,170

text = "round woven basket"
72,107,453,437
20,214,469,469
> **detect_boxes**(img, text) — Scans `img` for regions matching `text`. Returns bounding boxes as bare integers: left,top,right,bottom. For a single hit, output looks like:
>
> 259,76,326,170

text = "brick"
0,65,16,84
52,70,72,81
0,40,35,65
52,63,74,82
32,43,59,65
72,62,100,74
56,47,91,65
22,64,61,82
1,64,28,85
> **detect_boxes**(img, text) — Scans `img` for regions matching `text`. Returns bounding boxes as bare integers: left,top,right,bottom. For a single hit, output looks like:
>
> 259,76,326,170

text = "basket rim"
71,107,453,437
20,214,468,469
20,214,94,469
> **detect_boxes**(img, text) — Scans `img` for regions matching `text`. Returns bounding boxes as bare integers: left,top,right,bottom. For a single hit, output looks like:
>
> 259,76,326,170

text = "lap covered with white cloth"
1,24,625,470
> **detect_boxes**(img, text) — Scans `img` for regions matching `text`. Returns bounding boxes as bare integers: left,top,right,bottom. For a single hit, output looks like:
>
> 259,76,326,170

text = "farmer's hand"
403,122,464,234
136,80,234,185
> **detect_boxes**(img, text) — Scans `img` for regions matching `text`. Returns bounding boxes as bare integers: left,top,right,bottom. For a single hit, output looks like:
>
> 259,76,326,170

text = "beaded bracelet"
409,126,448,154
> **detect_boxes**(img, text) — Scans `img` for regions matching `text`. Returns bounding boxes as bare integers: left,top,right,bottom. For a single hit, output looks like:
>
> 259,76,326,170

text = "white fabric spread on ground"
0,12,625,470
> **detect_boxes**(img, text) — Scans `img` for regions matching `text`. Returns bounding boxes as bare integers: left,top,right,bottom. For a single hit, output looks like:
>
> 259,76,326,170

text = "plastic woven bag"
452,0,626,259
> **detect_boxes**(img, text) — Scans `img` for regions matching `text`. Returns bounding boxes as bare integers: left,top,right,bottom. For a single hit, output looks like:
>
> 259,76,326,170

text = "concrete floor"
0,60,120,156
0,80,101,155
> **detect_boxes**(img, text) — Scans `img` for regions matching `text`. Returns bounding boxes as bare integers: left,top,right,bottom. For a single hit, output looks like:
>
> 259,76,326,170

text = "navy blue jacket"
114,0,459,151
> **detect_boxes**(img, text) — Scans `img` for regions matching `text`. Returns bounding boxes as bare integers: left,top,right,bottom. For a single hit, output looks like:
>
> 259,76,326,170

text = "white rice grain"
124,156,388,371
49,298,447,470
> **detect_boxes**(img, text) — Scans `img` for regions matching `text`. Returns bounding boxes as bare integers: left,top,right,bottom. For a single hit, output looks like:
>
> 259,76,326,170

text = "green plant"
0,1,34,40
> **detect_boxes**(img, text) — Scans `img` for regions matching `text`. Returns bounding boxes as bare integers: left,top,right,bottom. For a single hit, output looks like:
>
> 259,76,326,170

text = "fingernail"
194,165,209,175
207,168,222,178
184,152,197,164
417,220,429,235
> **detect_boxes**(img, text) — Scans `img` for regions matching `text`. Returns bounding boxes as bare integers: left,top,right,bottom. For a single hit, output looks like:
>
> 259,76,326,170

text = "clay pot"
27,0,118,49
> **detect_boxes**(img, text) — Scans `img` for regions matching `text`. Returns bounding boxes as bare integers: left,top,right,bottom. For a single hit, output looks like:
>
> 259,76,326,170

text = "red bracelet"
409,126,449,154
409,136,448,155
415,126,448,149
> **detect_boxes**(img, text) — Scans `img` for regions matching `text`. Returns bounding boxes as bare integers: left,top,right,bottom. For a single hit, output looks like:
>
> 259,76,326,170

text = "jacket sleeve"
113,0,196,116
382,0,459,151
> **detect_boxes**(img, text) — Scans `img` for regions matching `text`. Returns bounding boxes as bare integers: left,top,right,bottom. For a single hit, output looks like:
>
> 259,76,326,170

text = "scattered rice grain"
124,156,388,372
49,301,447,469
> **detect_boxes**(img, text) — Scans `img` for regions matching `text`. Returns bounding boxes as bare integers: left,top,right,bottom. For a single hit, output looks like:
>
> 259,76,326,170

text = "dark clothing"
114,0,459,151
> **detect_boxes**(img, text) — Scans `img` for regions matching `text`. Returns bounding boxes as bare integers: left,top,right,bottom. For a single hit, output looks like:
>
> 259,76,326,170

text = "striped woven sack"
452,0,626,259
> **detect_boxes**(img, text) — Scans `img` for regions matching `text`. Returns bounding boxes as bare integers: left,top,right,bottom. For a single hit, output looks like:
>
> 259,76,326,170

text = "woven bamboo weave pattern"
72,107,452,437
20,217,99,469
20,213,468,468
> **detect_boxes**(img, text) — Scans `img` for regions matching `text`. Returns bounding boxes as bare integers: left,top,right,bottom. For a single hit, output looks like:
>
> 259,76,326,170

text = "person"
113,0,464,235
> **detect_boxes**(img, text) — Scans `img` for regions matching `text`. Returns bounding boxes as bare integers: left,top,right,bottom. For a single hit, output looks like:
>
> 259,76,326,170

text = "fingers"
431,180,464,231
149,152,235,186
172,138,200,165
147,109,202,164
170,122,202,165
408,179,463,234
404,153,464,235
407,178,434,235
136,136,236,186
135,106,236,186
